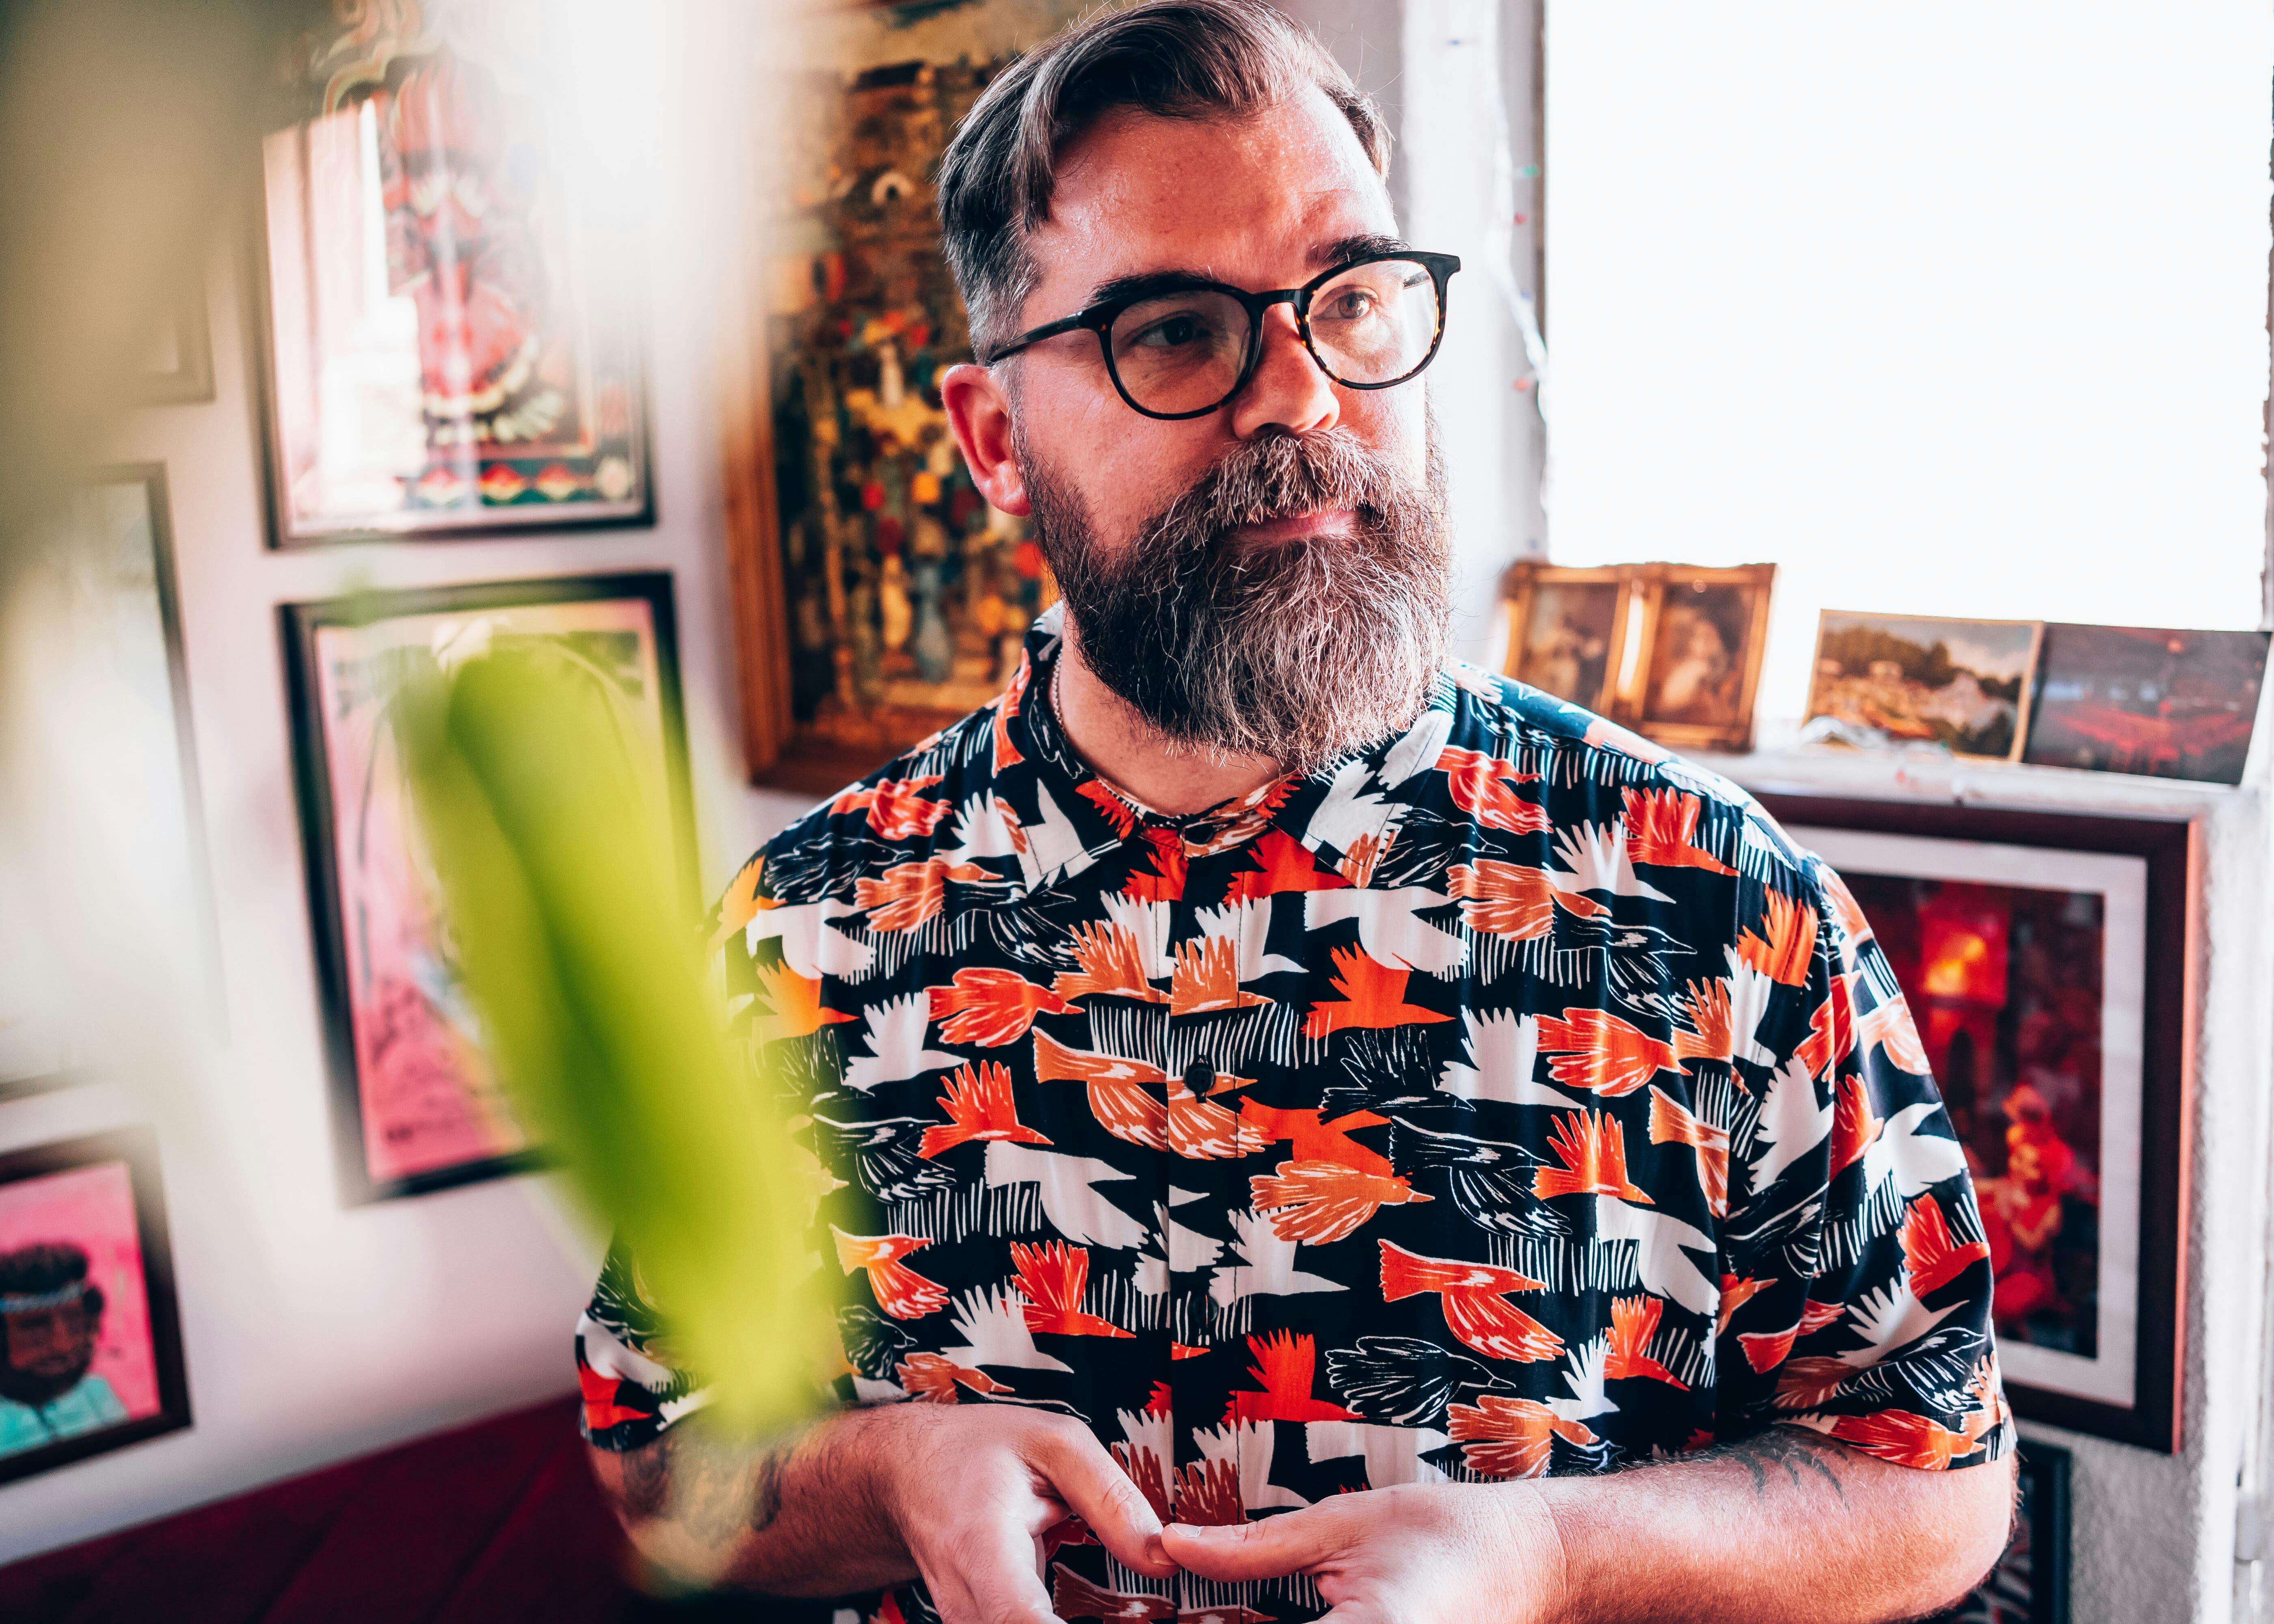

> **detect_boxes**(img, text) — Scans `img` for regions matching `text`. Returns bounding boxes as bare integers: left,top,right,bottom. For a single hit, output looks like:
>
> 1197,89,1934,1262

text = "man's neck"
1050,631,1284,818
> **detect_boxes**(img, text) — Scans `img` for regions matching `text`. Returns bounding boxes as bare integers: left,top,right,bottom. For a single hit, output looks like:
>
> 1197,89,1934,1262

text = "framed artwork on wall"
1497,561,1636,716
1931,1440,2071,1624
1804,611,2042,762
1627,561,1776,752
1753,792,2194,1451
255,6,650,544
0,464,220,1083
0,1126,192,1486
2023,623,2270,785
134,272,213,406
281,573,696,1203
723,49,1058,793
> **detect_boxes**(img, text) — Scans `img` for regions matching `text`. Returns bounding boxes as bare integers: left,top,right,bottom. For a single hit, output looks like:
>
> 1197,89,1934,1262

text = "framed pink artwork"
281,573,696,1203
0,1126,192,1484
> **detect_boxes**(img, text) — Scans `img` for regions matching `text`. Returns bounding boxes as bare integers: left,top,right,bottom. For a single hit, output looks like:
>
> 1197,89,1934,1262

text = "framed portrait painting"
1754,792,2194,1451
255,4,650,544
1497,561,1636,715
281,573,696,1203
0,1126,192,1485
2023,623,2270,785
1805,611,2042,762
1628,562,1776,752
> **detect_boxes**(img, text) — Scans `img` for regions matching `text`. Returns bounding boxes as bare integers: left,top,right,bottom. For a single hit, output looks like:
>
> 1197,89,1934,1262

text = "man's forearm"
1536,1427,2016,1624
588,1405,914,1597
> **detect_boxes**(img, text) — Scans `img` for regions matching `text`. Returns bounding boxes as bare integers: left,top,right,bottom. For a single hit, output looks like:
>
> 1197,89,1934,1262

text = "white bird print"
1546,821,1674,907
741,895,874,982
841,991,962,1094
1747,1055,1835,1195
1721,948,1783,1067
1194,901,1306,981
1019,782,1101,888
1162,1198,1227,1271
1546,1333,1619,1424
983,1140,1148,1250
1303,1421,1452,1486
1435,1008,1590,1110
1304,753,1396,858
1208,1209,1346,1305
939,788,1023,866
1304,886,1468,975
936,1285,1071,1373
1380,706,1455,788
1593,1194,1719,1317
1859,1102,1969,1199
1840,1278,1961,1368
1192,1418,1309,1508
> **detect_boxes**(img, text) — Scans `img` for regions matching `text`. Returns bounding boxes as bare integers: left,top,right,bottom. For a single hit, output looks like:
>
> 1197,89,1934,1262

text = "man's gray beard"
1021,422,1452,779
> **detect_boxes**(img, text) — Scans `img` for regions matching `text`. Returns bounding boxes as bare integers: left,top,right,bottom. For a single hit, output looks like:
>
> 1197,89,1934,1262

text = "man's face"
975,88,1450,773
2,1298,97,1404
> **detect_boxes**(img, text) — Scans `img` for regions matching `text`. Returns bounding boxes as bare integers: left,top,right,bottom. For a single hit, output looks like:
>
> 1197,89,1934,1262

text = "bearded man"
581,4,2014,1620
0,1242,126,1457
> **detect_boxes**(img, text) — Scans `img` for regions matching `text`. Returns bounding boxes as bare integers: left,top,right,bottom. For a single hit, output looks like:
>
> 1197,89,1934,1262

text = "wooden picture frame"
0,1126,193,1485
1496,560,1640,717
281,573,697,1203
1805,610,2044,763
1753,792,2195,1452
1625,561,1776,752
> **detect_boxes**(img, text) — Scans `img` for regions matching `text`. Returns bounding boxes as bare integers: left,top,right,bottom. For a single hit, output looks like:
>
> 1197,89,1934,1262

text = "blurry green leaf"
395,643,837,1437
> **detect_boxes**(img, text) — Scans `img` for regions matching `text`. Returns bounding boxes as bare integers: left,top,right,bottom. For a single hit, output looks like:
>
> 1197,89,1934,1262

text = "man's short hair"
936,0,1391,358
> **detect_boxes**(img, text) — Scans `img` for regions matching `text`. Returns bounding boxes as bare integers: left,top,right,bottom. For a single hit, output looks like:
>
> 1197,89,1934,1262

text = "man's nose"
1228,304,1340,440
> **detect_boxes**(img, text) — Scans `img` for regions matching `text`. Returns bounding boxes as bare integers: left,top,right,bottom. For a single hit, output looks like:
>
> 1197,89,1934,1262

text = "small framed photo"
1933,1440,2071,1624
255,13,650,544
1627,562,1776,752
1498,562,1638,715
2023,624,2270,785
1805,611,2042,762
281,574,697,1203
1755,793,2194,1451
0,1126,192,1485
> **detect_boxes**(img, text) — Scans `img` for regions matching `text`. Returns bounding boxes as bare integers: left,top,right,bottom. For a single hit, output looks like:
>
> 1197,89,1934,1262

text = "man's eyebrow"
1309,232,1411,270
1082,267,1219,308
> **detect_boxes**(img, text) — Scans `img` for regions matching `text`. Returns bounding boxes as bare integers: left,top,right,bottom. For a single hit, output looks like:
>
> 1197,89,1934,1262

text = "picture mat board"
1789,826,2144,1408
282,573,696,1202
0,1127,191,1485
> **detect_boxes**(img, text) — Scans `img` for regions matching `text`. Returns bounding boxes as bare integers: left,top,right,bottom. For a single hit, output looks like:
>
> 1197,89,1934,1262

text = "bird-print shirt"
578,609,2012,1624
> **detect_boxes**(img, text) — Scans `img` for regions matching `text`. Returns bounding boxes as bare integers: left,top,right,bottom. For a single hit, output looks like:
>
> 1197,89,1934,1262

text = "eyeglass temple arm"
981,312,1092,365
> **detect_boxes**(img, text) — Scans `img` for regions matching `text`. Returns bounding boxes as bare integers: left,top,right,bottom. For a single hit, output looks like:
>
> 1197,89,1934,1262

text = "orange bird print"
1010,1240,1133,1338
752,961,856,1042
1736,889,1819,986
1239,1101,1393,1173
1533,1007,1681,1097
1621,787,1740,876
1433,745,1550,834
1854,990,1931,1075
1445,859,1600,941
1123,827,1188,903
854,857,993,933
1648,1087,1730,1216
917,1061,1052,1160
1533,1110,1653,1203
1077,779,1138,838
1446,1393,1597,1479
1032,1032,1257,1157
1796,972,1857,1082
927,966,1080,1045
1302,946,1453,1039
1223,1330,1362,1424
1602,1294,1687,1388
1901,1195,1991,1298
1170,935,1271,1016
830,772,953,840
1826,1073,1883,1180
1672,978,1736,1072
1221,829,1353,903
1716,1272,1776,1337
1823,1410,1987,1470
1249,1162,1432,1244
1050,1564,1177,1622
831,1228,949,1320
1051,920,1167,1004
897,1352,1013,1403
1379,1240,1563,1363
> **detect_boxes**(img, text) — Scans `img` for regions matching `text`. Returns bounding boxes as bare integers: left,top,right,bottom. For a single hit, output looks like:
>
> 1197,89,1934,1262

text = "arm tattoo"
1708,1429,1848,1503
619,1427,795,1545
750,1445,788,1533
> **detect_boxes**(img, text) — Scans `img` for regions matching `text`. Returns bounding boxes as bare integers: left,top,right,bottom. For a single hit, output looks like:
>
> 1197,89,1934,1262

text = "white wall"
0,4,813,1561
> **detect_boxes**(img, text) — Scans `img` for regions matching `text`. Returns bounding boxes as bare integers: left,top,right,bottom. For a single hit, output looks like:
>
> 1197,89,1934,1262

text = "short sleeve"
1712,844,2014,1470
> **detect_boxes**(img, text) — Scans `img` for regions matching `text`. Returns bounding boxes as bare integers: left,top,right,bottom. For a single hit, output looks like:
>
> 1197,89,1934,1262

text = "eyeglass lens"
1105,258,1441,416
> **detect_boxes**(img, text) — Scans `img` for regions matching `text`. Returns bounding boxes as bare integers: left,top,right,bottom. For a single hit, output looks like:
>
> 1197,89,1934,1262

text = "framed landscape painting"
282,574,695,1202
1755,793,2194,1451
1805,612,2041,761
0,1127,192,1485
256,4,649,543
2023,624,2270,785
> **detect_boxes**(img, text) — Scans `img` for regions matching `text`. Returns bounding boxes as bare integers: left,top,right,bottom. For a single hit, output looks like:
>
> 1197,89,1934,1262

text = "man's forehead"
1022,89,1397,307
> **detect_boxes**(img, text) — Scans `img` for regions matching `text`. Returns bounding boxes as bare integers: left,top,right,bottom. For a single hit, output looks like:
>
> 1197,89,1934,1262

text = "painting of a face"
1517,582,1620,708
2,1295,101,1402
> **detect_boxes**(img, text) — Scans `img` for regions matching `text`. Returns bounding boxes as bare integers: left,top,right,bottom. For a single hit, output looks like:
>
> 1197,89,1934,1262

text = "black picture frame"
1752,792,2194,1453
1931,1440,2072,1623
0,1126,194,1486
280,572,698,1204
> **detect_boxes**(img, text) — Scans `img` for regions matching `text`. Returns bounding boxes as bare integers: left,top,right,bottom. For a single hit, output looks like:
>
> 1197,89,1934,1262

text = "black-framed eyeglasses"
981,250,1462,421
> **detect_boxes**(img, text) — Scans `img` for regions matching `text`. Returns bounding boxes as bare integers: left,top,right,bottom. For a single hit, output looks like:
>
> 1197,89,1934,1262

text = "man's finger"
926,1513,1060,1624
1160,1504,1349,1581
1029,1425,1177,1577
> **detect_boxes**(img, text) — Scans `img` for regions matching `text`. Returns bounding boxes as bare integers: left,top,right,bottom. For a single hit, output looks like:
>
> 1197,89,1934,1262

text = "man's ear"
938,362,1029,517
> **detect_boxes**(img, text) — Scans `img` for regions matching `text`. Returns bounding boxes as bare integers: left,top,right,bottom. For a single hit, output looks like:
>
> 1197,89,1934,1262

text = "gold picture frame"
1497,561,1641,717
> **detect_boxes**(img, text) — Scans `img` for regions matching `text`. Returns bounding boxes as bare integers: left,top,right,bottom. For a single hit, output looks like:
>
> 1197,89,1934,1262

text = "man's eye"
1323,290,1379,321
1133,313,1213,349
